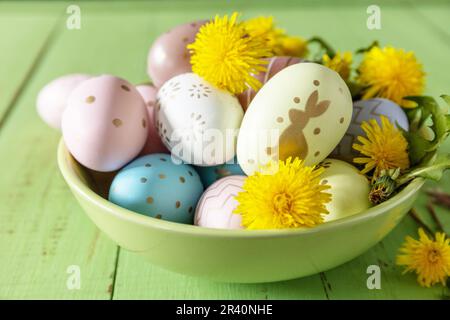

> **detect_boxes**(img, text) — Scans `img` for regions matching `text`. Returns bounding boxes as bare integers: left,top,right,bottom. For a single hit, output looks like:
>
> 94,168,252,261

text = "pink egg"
37,74,91,130
62,75,148,172
147,20,206,87
238,56,303,111
194,175,245,230
135,84,169,155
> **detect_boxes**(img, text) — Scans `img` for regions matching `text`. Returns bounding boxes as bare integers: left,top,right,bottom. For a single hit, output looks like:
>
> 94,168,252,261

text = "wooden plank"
0,4,120,299
0,3,60,125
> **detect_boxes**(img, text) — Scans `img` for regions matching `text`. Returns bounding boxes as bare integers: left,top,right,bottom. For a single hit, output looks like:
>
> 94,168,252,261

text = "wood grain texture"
0,0,449,299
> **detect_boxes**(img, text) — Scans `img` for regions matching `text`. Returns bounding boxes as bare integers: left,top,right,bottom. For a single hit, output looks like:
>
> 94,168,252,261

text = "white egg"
319,159,371,222
155,73,243,166
195,175,245,229
237,63,352,175
37,74,91,129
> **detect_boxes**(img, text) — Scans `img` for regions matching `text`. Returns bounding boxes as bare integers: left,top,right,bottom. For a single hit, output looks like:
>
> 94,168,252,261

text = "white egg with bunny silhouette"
237,63,353,175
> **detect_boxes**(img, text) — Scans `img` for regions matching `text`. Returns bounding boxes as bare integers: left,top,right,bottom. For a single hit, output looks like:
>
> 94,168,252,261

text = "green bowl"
57,139,424,283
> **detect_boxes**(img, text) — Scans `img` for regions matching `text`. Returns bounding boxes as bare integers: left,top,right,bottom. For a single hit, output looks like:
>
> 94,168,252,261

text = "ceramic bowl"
57,140,424,283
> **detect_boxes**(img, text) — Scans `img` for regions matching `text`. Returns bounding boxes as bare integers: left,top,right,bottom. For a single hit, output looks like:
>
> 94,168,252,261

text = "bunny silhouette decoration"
267,90,330,161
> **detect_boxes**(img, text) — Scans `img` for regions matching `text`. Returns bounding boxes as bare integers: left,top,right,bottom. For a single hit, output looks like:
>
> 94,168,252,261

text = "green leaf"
398,153,450,184
402,95,450,165
355,41,379,54
307,37,336,58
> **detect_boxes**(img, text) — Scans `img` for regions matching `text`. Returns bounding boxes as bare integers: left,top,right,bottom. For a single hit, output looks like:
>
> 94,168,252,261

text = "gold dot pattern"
146,196,153,204
158,174,166,179
276,117,284,123
175,201,181,208
85,96,95,104
293,97,300,103
179,176,185,183
340,117,345,124
112,118,122,127
314,128,321,135
314,151,320,157
313,80,320,86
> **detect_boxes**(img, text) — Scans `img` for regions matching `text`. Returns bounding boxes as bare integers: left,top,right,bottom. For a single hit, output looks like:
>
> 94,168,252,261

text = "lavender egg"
332,98,409,163
147,20,206,87
238,56,303,111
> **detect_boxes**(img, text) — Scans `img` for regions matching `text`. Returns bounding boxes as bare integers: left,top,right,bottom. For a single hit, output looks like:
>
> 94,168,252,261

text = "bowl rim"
57,139,424,239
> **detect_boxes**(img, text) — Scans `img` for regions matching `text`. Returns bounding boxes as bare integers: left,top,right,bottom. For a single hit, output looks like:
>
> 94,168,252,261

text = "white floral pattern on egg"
237,63,353,175
155,73,243,166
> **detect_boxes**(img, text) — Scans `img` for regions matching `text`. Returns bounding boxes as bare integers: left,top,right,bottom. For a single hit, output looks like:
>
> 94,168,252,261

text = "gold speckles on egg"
155,214,162,219
158,174,166,179
314,128,321,135
293,97,300,104
112,118,123,127
85,96,96,104
121,84,130,92
313,80,320,86
175,201,181,208
314,151,320,157
179,176,186,183
339,117,345,124
146,196,154,204
276,116,284,123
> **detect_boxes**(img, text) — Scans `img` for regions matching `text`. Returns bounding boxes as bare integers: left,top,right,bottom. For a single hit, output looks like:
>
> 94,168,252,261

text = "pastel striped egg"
194,175,245,230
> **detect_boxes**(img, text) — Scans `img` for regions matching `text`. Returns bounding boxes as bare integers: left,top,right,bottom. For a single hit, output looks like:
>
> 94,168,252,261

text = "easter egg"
136,84,170,155
62,75,148,172
155,73,243,166
238,56,303,110
147,20,206,87
194,157,245,187
194,175,245,229
37,74,91,129
237,62,352,175
109,153,203,224
319,159,371,222
332,98,409,162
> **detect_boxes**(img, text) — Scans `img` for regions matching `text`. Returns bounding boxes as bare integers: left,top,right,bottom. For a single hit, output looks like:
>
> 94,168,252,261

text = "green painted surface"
0,0,449,299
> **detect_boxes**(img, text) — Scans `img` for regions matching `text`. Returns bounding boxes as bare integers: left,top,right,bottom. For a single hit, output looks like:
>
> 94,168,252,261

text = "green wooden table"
0,0,449,300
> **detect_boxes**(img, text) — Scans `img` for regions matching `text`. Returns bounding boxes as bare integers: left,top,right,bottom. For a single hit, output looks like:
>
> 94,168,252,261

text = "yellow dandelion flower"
357,46,425,108
353,115,410,177
397,228,450,287
243,16,308,57
322,51,353,81
234,157,331,230
188,12,272,94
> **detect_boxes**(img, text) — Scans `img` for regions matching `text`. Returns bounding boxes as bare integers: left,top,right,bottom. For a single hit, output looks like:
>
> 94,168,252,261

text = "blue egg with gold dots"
194,157,246,188
109,153,203,224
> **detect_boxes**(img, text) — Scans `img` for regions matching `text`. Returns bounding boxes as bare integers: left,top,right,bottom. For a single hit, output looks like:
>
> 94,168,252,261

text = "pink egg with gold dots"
147,20,206,87
62,75,148,172
136,84,169,155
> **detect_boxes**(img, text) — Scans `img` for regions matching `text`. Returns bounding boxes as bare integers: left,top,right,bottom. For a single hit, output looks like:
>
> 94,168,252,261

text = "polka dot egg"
109,153,204,224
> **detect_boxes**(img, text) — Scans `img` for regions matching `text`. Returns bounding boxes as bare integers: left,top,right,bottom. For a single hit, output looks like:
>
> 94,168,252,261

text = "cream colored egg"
319,159,371,222
155,73,243,166
237,63,352,175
